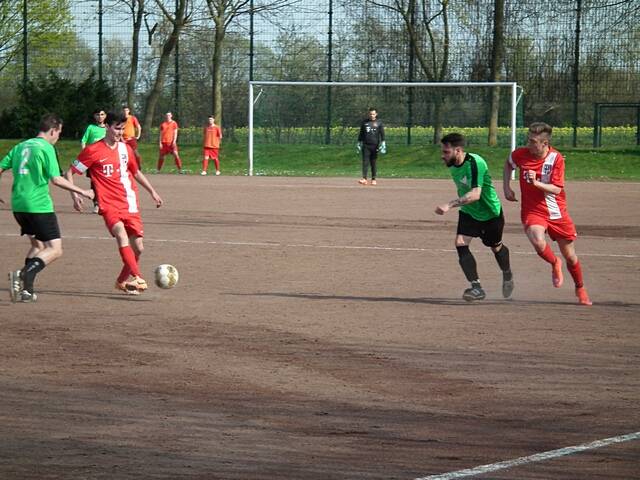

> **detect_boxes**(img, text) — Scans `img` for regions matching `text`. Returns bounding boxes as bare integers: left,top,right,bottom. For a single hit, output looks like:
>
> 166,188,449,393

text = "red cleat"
576,287,592,306
552,258,563,288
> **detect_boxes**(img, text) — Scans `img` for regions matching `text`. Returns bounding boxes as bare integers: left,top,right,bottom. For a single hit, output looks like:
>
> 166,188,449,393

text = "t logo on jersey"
103,164,114,177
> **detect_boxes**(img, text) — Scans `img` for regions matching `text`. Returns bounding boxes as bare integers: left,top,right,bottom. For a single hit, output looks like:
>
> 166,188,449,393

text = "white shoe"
92,204,99,214
215,170,221,176
200,171,207,176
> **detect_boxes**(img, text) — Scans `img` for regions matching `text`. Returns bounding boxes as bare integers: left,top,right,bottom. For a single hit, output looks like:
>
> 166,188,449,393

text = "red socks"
567,260,584,288
537,244,557,264
118,246,140,280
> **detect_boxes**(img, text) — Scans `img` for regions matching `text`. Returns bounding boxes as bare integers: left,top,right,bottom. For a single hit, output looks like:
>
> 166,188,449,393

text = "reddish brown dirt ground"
1,176,639,479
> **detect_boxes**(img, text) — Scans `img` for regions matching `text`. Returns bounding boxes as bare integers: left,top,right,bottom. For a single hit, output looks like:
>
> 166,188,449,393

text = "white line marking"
1,233,638,258
416,431,640,480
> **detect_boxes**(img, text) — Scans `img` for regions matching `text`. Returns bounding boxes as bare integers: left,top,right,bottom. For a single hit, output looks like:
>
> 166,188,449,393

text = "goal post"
248,80,520,177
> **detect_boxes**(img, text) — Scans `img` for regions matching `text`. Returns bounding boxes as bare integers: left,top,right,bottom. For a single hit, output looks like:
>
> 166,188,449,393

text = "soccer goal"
247,81,521,176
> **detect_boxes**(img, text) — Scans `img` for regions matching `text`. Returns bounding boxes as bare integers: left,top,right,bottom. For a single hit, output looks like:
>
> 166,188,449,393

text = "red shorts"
160,142,178,155
522,212,577,241
102,209,144,238
203,147,219,160
124,137,138,150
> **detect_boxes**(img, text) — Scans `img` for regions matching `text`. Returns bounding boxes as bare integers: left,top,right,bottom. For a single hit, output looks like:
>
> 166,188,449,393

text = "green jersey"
0,137,61,213
81,124,106,146
449,153,502,221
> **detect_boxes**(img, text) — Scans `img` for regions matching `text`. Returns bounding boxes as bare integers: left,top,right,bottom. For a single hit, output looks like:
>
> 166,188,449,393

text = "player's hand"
504,186,517,202
82,189,95,200
525,170,537,184
72,193,84,212
356,142,362,153
379,141,387,154
435,203,449,215
152,192,163,208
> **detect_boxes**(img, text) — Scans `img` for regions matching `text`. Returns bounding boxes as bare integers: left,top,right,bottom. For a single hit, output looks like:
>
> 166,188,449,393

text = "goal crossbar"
248,80,520,176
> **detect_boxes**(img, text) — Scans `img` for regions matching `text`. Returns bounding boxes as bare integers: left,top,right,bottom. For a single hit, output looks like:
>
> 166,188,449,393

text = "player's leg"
213,148,220,175
370,148,378,185
172,145,183,171
360,148,370,184
525,223,563,287
558,238,592,305
456,212,485,301
201,152,209,175
482,211,514,298
111,221,145,293
157,149,165,171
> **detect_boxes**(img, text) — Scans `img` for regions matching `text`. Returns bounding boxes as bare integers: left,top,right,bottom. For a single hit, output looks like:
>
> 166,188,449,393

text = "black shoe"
463,282,486,302
502,272,514,299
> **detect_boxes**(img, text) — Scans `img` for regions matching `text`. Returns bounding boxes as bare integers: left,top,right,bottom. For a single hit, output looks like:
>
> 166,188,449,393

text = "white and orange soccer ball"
154,264,179,289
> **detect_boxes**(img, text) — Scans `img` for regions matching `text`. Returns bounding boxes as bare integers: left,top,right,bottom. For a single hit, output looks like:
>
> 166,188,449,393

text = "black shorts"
457,210,504,247
13,212,61,242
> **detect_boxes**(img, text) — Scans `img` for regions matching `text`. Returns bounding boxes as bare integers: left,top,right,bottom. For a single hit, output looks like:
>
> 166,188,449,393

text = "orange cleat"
358,178,368,185
370,180,377,186
115,280,140,295
552,258,563,288
576,286,592,306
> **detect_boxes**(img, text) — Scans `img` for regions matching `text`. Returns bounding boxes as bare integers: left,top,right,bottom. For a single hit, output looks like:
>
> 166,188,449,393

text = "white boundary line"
0,233,638,258
417,431,640,480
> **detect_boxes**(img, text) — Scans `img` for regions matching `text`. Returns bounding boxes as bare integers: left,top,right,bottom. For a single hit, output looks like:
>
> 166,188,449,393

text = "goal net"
248,81,521,176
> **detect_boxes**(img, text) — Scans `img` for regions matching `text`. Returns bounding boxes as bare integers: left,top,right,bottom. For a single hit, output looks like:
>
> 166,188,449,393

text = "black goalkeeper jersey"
358,119,385,146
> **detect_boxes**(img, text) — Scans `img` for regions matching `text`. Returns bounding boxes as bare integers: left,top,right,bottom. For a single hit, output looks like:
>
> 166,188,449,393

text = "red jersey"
72,140,141,213
203,125,222,149
160,120,178,144
508,146,568,220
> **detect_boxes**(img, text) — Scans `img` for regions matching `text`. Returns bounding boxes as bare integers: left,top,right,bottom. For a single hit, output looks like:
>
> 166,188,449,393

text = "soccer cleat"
200,170,207,176
114,280,141,295
463,282,486,302
370,180,377,186
215,170,221,176
19,290,37,303
92,204,100,214
130,276,148,292
575,286,592,306
358,178,368,185
502,277,515,299
552,258,563,288
9,270,22,303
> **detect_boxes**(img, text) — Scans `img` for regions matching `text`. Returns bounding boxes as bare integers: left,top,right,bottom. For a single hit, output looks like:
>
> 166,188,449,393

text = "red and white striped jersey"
508,146,568,220
72,140,140,213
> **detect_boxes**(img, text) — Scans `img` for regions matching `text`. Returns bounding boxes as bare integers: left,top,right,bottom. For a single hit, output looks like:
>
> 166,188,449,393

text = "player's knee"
456,245,472,260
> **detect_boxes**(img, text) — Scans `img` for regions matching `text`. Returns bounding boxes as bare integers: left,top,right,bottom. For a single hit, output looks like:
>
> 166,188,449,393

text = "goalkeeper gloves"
356,141,363,153
379,141,387,154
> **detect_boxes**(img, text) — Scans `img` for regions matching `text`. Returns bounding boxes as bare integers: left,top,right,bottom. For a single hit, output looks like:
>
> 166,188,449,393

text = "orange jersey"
123,115,140,140
160,120,178,144
203,125,222,149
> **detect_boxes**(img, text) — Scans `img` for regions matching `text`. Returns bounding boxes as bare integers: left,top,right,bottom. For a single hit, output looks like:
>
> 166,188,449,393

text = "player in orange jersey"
201,115,222,176
503,122,592,305
122,106,143,169
156,112,183,173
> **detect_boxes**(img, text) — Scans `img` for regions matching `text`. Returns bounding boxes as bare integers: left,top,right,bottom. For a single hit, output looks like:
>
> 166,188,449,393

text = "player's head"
105,111,128,142
93,108,106,123
38,113,63,145
440,133,466,167
122,106,131,116
165,112,173,121
207,115,215,125
367,108,377,120
527,122,552,158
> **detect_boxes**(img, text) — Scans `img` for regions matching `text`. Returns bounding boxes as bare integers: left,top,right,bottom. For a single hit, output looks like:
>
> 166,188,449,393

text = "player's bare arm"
51,175,94,201
134,170,163,208
503,159,517,202
64,169,88,212
435,187,482,215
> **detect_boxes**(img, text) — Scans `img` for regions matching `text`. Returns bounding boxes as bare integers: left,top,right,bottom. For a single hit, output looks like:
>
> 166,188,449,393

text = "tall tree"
141,0,191,138
204,0,297,126
488,0,504,146
365,0,450,143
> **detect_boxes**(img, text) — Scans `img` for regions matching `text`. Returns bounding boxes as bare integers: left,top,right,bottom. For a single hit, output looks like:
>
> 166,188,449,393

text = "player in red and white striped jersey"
66,111,163,295
504,122,591,305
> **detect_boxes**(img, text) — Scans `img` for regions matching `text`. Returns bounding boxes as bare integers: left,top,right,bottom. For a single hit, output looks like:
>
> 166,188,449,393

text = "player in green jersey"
81,108,106,213
0,113,94,303
434,132,514,301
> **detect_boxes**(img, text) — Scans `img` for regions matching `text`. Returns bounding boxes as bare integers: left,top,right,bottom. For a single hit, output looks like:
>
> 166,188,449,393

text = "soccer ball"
154,264,179,289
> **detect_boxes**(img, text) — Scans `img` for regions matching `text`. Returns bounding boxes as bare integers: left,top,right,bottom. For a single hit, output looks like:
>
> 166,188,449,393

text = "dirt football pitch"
1,175,639,479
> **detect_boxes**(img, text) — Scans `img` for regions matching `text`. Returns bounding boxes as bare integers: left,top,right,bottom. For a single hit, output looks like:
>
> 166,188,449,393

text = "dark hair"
368,107,377,112
441,132,466,148
93,108,105,115
528,122,553,138
105,111,127,126
39,113,63,133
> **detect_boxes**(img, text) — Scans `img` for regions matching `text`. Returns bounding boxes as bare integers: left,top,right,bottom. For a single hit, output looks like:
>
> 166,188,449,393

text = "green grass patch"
1,139,638,180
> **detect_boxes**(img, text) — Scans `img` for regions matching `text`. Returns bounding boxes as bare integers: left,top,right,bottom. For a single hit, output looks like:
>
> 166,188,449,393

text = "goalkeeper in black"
357,107,385,185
